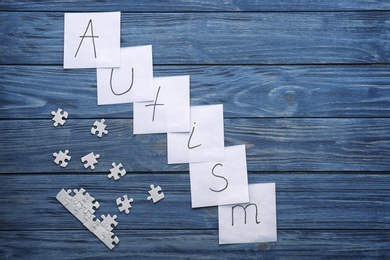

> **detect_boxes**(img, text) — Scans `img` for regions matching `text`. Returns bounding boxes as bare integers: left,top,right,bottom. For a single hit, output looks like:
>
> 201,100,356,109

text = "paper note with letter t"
133,75,190,134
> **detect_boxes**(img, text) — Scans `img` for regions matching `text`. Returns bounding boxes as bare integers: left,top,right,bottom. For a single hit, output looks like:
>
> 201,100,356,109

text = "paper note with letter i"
167,104,224,164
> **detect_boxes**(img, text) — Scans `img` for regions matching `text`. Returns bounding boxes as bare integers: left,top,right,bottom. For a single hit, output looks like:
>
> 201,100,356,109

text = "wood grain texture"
1,230,390,259
2,65,390,119
1,0,390,12
1,174,389,231
1,118,389,173
1,1,390,258
1,12,389,65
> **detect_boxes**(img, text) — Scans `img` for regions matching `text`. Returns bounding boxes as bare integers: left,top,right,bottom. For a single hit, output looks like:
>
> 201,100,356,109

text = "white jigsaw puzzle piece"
92,220,108,240
100,214,118,232
53,150,71,167
101,231,120,250
72,188,89,205
64,197,83,217
147,184,165,203
91,119,108,137
82,195,100,215
72,200,87,223
116,195,133,214
84,215,101,231
56,189,72,206
81,152,100,170
51,108,68,127
108,162,127,180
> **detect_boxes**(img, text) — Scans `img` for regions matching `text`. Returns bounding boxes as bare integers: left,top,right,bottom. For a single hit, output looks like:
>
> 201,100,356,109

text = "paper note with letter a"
63,12,120,69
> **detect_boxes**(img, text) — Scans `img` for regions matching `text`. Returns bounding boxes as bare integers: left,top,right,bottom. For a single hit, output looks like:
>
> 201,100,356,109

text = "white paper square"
189,145,249,208
64,12,121,69
167,104,225,164
97,45,154,105
133,75,190,134
218,183,277,244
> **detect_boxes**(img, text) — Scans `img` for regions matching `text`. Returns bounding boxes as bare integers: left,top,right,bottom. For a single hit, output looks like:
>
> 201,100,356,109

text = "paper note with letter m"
218,183,277,244
167,104,224,164
63,12,121,69
189,145,249,208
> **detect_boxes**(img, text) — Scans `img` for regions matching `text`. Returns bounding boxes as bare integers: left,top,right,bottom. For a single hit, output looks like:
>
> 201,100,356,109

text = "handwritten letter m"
231,203,261,226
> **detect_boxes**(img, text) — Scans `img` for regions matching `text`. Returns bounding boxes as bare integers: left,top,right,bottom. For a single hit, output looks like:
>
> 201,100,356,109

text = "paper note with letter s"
189,145,249,208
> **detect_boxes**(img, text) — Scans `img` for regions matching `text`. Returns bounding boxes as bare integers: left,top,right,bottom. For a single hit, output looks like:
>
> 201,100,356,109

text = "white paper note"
167,104,225,164
64,12,121,69
189,145,249,208
97,45,154,105
133,75,190,134
218,183,277,245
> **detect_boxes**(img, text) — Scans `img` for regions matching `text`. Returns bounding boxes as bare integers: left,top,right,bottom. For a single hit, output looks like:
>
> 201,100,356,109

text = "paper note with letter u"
97,45,154,105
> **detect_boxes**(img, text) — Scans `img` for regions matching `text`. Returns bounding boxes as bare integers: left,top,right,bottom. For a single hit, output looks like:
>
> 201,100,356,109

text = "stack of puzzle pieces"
56,188,119,250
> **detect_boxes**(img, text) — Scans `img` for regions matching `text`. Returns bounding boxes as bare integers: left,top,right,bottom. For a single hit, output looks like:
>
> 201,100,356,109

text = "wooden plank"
2,65,390,119
1,174,389,231
1,118,389,173
1,0,390,12
1,230,389,259
1,12,389,65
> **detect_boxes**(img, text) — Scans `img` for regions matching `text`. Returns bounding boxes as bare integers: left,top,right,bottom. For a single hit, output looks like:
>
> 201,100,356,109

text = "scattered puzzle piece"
116,195,134,214
53,150,71,167
56,188,119,250
147,184,164,203
51,108,68,127
81,152,100,170
91,119,108,138
108,163,127,180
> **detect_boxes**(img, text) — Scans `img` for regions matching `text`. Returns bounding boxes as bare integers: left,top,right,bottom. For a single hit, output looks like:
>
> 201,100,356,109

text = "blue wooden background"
1,1,390,259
